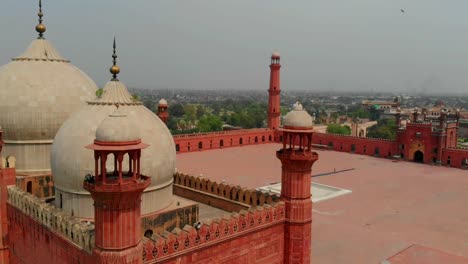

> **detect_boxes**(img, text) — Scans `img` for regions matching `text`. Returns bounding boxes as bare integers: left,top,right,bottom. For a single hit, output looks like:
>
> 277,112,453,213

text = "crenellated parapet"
313,132,396,142
173,173,280,208
173,128,272,139
7,186,95,253
142,201,285,263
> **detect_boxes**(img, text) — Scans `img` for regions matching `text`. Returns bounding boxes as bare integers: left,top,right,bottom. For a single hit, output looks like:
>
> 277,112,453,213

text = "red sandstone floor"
176,143,468,263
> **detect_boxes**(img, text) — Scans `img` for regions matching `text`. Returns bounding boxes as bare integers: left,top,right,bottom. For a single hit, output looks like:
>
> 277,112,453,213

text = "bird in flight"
401,9,405,13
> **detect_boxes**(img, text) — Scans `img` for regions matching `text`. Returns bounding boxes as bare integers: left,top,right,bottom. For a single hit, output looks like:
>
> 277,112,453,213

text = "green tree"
196,105,205,119
95,88,103,98
348,108,370,119
229,113,241,127
183,104,197,124
326,124,351,135
197,115,223,132
167,117,178,131
131,94,140,101
367,119,396,139
169,103,185,118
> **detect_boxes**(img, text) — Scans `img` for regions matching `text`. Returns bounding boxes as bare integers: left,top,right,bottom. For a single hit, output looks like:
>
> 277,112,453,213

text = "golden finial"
110,37,120,81
35,0,46,39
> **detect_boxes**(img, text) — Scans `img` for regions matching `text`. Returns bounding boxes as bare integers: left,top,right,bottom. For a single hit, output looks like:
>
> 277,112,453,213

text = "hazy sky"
1,0,468,94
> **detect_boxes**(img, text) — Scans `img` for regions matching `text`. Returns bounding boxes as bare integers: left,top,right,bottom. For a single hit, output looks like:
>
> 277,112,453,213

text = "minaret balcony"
276,149,319,161
83,174,150,193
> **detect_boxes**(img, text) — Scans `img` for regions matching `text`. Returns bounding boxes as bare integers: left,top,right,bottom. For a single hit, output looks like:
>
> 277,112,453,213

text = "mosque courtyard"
176,143,468,263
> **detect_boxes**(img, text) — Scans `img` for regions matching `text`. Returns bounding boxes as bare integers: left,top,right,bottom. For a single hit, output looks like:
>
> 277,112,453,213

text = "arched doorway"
144,229,153,238
414,150,424,163
26,181,32,194
359,129,365,137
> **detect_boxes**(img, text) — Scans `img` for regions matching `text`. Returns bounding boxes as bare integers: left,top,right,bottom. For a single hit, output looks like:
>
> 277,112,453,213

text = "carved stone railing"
7,186,95,253
142,201,285,263
173,173,280,208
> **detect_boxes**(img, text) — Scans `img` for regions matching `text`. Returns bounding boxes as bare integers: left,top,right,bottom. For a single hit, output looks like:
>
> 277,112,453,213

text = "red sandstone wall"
15,173,54,198
0,168,15,263
397,124,441,163
442,148,468,168
143,202,286,264
7,205,94,264
309,130,468,169
311,133,398,158
145,223,284,264
173,129,275,153
446,123,458,149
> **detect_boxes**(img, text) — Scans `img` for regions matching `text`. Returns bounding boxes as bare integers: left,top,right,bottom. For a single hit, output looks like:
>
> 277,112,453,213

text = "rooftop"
176,143,468,263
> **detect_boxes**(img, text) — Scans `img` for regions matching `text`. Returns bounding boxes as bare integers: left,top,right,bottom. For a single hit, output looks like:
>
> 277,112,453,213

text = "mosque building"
1,2,468,264
0,3,313,263
0,0,97,174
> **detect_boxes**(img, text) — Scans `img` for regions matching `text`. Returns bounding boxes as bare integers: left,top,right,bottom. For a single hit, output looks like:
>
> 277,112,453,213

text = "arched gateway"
414,150,424,163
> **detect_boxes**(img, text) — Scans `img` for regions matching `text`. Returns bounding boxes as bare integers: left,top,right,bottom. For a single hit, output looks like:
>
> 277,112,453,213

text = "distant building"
361,99,400,110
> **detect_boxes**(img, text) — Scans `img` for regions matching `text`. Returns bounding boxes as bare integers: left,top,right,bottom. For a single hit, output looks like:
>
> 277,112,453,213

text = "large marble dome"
0,25,97,173
51,48,176,218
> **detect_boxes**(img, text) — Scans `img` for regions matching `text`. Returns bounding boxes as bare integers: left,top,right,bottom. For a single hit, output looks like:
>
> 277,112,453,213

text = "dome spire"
110,36,120,81
35,0,46,39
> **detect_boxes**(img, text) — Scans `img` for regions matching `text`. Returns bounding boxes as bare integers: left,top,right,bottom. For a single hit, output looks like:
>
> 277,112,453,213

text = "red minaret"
157,98,169,125
83,106,151,264
0,127,16,264
268,51,281,130
277,102,318,264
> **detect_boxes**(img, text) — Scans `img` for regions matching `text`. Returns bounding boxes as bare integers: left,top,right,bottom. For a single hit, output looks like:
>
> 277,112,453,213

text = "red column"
85,179,149,264
277,147,318,264
157,105,169,124
0,128,15,263
268,55,281,130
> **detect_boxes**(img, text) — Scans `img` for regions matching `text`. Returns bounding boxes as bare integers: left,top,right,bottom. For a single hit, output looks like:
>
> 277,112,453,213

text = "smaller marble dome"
271,51,280,59
96,106,140,143
158,98,168,106
283,102,313,129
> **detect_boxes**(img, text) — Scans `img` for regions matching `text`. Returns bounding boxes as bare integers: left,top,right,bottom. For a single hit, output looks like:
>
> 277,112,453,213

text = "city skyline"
1,0,468,94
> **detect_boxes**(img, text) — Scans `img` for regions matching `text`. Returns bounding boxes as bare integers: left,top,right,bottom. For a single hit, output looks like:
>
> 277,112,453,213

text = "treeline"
367,119,396,140
165,100,267,133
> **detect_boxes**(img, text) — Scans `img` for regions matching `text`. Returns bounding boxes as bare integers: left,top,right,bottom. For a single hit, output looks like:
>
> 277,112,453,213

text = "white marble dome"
0,39,97,172
52,79,176,218
95,106,140,142
158,98,168,106
283,102,313,129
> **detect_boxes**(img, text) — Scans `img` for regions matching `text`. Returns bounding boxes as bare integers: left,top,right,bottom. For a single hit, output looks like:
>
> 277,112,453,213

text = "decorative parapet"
445,147,468,152
173,173,280,207
173,128,273,139
405,122,433,128
313,132,396,143
7,186,95,253
142,201,285,263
